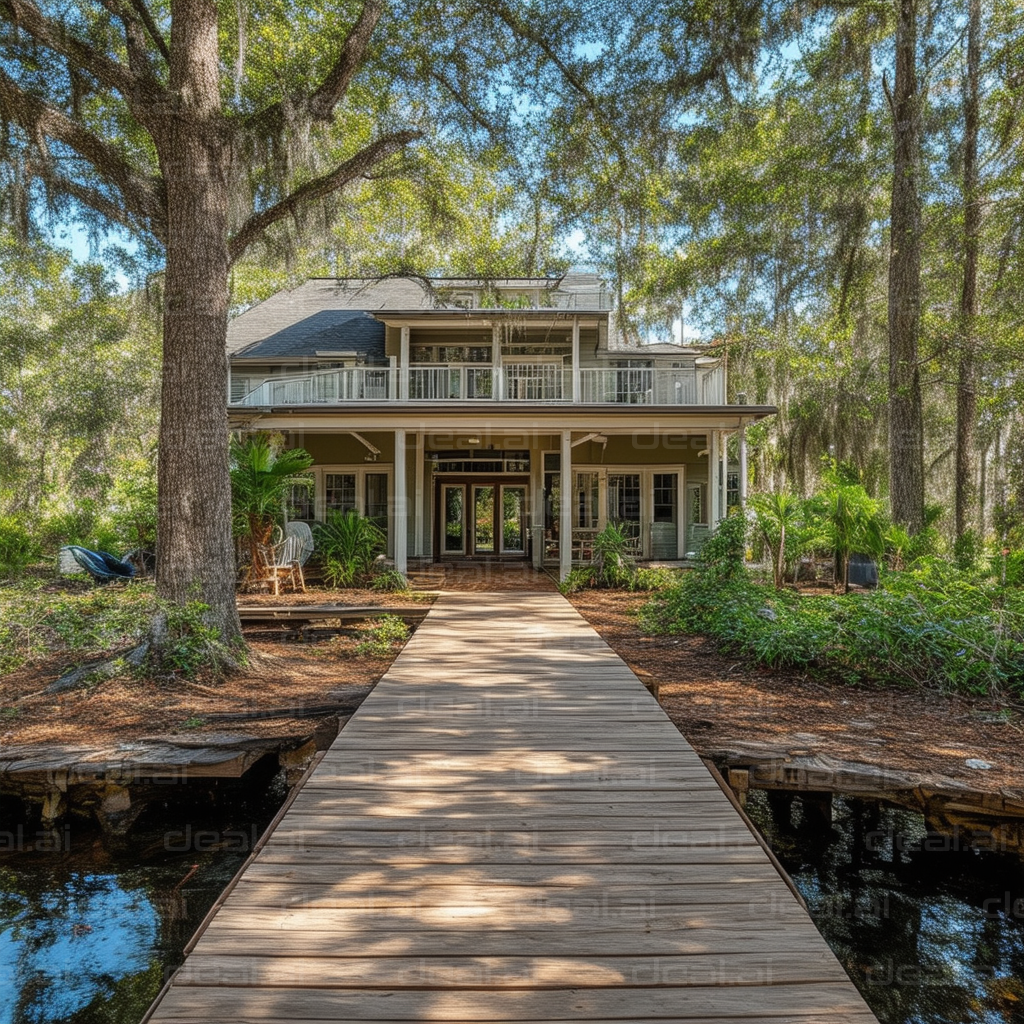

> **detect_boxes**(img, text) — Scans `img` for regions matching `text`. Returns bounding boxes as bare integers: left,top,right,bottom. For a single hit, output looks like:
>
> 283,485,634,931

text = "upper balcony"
232,361,728,408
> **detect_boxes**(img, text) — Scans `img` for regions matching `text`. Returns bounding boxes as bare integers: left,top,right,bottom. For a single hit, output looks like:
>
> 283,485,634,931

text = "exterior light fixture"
467,436,480,445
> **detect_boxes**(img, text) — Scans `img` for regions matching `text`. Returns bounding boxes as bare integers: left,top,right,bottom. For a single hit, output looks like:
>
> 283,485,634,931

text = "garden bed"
568,590,1024,801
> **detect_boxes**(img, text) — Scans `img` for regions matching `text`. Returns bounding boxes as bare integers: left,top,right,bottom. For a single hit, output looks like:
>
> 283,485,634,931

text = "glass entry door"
437,480,529,558
442,485,466,554
472,486,495,553
500,486,526,554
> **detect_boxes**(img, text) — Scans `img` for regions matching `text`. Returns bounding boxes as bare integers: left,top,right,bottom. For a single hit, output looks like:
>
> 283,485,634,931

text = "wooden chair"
258,533,307,595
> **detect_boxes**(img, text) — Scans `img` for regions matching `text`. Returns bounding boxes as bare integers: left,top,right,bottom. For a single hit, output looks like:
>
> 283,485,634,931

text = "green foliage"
355,615,410,656
747,491,803,588
230,434,313,537
154,600,243,678
592,522,636,588
0,581,155,675
0,517,38,576
316,510,387,589
642,556,1024,697
558,566,597,595
370,567,408,592
697,510,748,581
230,434,313,582
630,566,678,591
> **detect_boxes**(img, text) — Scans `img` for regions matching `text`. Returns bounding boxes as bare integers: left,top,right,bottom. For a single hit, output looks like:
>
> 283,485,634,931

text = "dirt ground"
0,588,430,749
568,589,1024,798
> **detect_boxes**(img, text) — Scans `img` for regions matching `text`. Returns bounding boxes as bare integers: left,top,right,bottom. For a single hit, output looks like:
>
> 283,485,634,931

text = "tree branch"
245,0,383,136
228,129,420,264
0,0,167,121
0,68,166,239
128,0,170,63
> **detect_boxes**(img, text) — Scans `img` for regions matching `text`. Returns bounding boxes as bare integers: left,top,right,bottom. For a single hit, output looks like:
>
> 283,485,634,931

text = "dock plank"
145,591,875,1024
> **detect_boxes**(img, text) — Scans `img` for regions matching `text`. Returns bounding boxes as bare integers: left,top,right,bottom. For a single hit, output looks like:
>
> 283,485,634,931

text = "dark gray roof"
233,309,385,361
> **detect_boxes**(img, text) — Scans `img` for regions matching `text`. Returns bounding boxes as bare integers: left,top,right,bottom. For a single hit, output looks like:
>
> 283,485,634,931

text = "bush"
153,599,242,677
316,511,386,588
371,567,408,592
641,553,1024,697
0,517,39,576
558,566,597,595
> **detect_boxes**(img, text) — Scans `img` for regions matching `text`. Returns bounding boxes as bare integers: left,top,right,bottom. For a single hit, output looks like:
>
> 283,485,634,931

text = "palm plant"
593,522,636,588
748,491,803,588
315,510,386,588
808,482,885,593
229,434,313,582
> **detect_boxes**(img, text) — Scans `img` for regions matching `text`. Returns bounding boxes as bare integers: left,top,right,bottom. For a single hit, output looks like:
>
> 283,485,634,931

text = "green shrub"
154,599,244,677
315,510,386,588
370,567,408,592
641,552,1024,697
0,582,155,675
558,566,597,595
0,517,39,576
355,615,410,656
630,566,678,591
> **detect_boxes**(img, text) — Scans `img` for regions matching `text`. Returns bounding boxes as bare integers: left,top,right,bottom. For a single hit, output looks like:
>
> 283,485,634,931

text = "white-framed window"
288,466,393,525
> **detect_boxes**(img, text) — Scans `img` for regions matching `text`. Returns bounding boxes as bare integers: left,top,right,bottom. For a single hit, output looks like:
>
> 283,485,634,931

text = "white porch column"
738,426,748,506
571,316,581,402
399,326,410,402
492,324,502,400
531,439,544,569
709,430,720,527
720,433,729,520
394,429,408,574
560,429,572,580
414,430,425,557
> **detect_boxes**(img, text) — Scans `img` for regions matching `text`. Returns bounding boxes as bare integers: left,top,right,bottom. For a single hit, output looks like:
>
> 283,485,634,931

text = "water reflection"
745,790,1024,1024
0,759,286,1024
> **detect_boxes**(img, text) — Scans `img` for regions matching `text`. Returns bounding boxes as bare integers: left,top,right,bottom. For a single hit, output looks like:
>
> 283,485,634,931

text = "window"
727,470,740,508
365,473,388,528
653,474,678,524
324,473,357,514
607,473,641,525
287,474,315,521
573,472,600,529
229,375,254,403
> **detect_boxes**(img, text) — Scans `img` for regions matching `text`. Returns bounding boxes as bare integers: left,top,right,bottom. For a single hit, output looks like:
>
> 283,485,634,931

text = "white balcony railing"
502,364,571,402
579,367,700,405
232,364,727,407
238,367,395,405
409,365,493,400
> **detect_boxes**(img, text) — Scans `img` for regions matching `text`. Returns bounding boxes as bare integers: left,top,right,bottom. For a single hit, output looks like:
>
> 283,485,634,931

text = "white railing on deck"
232,363,727,406
579,368,699,405
237,367,395,405
409,365,493,400
502,363,570,402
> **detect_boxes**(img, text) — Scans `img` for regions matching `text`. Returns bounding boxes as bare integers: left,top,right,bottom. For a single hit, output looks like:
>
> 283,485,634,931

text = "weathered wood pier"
145,591,877,1023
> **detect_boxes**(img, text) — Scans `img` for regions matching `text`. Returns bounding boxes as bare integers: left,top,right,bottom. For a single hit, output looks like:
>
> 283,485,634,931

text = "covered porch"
228,407,762,578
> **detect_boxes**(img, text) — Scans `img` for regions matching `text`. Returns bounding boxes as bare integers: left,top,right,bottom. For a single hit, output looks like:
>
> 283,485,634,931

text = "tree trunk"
955,0,981,541
887,0,925,535
154,0,242,646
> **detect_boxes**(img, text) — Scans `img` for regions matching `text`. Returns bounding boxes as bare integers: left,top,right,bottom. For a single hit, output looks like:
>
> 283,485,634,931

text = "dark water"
0,758,286,1024
745,789,1024,1024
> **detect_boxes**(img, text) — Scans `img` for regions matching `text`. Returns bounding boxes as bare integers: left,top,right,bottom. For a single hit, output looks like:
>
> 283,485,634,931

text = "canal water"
0,758,286,1024
2,771,1023,1023
745,790,1024,1024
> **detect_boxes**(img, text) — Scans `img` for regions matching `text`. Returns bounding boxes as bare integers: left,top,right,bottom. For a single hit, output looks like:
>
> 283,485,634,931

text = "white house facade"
226,273,775,577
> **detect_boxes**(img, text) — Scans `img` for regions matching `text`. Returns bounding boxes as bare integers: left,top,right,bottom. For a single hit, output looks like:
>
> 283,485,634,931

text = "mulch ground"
0,588,432,749
568,590,1024,798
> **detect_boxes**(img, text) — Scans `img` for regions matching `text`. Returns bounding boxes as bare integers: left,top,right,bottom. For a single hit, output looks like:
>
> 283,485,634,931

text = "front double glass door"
442,483,527,557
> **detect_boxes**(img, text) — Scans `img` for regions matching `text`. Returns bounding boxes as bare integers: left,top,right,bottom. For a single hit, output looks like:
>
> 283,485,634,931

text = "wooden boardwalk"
146,592,877,1023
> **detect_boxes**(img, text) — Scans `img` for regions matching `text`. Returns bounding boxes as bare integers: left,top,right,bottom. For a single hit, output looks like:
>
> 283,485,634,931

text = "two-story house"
226,273,775,578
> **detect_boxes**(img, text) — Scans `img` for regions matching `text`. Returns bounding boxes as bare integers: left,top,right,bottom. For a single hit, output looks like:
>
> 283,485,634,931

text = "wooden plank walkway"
146,592,877,1023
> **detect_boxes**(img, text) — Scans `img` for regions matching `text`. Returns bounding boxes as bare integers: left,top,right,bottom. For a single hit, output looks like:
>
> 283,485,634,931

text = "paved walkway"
146,592,876,1023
